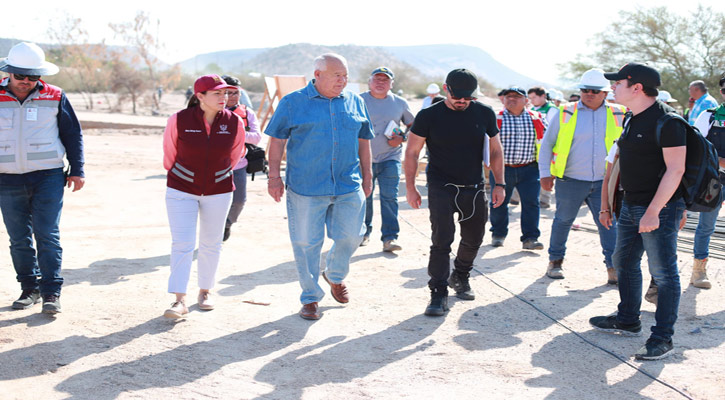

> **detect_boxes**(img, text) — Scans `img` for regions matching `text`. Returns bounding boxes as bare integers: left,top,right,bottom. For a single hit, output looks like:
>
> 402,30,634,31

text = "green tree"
559,5,725,104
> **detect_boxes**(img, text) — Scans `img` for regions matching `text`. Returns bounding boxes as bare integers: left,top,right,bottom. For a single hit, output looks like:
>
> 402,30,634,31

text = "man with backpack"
690,72,725,289
589,63,687,360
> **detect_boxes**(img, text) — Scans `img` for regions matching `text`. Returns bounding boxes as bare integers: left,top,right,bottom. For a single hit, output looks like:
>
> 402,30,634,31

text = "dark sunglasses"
580,89,602,94
451,95,477,101
13,73,41,82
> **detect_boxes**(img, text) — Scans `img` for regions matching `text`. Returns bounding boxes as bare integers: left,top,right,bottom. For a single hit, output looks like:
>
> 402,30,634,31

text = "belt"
505,162,535,168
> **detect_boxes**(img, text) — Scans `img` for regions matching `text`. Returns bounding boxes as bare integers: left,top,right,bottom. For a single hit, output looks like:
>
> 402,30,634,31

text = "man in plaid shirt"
489,87,547,250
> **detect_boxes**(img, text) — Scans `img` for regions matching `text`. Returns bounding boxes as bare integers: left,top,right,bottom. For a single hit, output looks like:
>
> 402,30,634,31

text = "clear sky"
4,0,723,85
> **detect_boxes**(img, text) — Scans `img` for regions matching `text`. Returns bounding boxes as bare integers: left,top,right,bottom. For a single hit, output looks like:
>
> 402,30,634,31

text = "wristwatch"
494,183,506,188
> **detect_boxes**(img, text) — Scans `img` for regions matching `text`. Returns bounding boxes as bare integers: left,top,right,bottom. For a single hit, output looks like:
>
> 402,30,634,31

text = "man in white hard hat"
538,68,627,282
0,42,85,314
421,83,442,109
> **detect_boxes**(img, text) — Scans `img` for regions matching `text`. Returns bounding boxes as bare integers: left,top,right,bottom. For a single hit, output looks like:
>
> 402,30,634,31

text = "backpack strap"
655,112,689,147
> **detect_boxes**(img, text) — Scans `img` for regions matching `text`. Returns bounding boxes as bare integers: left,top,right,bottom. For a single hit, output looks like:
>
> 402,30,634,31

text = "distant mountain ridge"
179,43,548,88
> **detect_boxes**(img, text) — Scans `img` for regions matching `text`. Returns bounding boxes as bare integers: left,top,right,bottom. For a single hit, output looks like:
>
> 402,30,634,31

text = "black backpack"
244,143,267,181
655,112,722,212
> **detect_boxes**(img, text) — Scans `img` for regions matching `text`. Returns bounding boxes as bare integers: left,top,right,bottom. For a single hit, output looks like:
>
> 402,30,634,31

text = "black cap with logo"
604,63,661,88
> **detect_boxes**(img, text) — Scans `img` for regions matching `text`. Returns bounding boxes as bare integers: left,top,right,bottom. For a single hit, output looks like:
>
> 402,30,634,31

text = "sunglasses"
13,73,41,82
720,88,725,95
581,89,602,94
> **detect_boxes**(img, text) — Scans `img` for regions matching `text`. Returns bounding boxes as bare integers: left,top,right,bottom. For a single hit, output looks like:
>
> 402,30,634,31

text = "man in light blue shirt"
688,80,719,125
265,53,374,320
538,69,626,282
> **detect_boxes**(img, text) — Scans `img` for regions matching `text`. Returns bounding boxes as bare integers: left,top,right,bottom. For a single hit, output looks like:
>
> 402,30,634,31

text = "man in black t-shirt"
404,69,505,316
589,63,687,361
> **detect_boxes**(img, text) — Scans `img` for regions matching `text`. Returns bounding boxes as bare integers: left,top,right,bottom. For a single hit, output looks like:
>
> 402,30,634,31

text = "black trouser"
427,182,488,291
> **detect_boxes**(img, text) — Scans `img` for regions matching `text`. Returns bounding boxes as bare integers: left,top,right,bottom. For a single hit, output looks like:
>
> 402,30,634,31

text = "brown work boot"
299,302,321,320
607,268,618,285
546,259,564,279
690,258,712,289
322,271,349,303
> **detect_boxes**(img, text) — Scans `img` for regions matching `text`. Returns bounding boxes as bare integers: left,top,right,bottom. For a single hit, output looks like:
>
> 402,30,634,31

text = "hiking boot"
523,239,544,250
383,240,402,252
41,295,61,314
424,288,449,317
589,315,642,336
448,271,475,300
634,338,674,361
198,292,215,311
12,289,41,310
491,237,505,247
164,301,188,319
607,268,618,285
546,259,564,279
690,258,711,289
644,278,658,305
223,226,231,242
359,235,370,247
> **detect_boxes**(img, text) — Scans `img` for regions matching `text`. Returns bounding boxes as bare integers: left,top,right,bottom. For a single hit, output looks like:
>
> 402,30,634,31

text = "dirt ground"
0,93,723,399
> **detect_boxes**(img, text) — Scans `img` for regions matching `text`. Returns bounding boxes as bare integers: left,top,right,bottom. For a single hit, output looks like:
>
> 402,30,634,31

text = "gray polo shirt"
360,92,415,163
538,101,610,181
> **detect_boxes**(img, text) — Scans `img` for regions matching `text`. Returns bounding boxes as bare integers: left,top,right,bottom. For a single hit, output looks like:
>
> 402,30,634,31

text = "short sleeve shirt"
618,101,687,205
359,92,415,163
265,81,374,196
411,101,499,185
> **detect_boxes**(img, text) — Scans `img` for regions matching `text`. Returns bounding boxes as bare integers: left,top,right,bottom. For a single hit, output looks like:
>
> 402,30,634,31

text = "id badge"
26,108,38,121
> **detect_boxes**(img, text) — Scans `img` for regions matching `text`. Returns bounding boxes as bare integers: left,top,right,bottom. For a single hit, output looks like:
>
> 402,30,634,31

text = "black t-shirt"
618,101,687,205
411,100,499,185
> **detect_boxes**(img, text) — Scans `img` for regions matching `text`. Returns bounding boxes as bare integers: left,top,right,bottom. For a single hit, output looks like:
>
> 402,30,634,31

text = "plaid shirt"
499,109,539,165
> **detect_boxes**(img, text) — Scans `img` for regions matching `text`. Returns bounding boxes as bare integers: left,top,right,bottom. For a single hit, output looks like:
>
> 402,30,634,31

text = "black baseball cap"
604,63,661,88
446,69,478,98
502,86,526,97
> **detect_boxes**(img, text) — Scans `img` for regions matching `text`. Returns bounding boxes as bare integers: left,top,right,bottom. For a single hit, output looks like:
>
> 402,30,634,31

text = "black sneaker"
589,315,641,336
635,338,674,360
424,288,449,317
42,294,62,314
12,289,41,309
448,271,475,300
223,226,231,242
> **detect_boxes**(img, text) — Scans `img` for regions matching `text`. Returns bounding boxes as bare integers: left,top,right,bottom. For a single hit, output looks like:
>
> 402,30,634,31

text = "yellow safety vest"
549,102,626,178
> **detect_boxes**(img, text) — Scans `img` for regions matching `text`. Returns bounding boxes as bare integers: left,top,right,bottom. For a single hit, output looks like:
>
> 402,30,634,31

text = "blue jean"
364,160,401,242
489,162,541,241
286,188,366,304
549,177,616,267
693,190,723,259
0,168,65,296
614,199,685,341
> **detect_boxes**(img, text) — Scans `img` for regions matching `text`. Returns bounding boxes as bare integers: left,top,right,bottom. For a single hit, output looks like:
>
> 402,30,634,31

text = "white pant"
165,187,232,293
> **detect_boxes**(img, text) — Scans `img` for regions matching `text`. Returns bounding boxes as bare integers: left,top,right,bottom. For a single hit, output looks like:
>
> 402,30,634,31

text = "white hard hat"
0,42,59,76
549,89,565,102
426,83,440,94
578,68,611,91
657,90,678,103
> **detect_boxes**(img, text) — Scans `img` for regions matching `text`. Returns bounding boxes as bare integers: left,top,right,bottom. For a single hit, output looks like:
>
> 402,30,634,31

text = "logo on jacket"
217,124,231,134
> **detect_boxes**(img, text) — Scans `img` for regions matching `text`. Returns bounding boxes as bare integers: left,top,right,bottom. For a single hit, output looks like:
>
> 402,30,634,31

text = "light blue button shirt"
539,101,610,181
265,80,374,196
